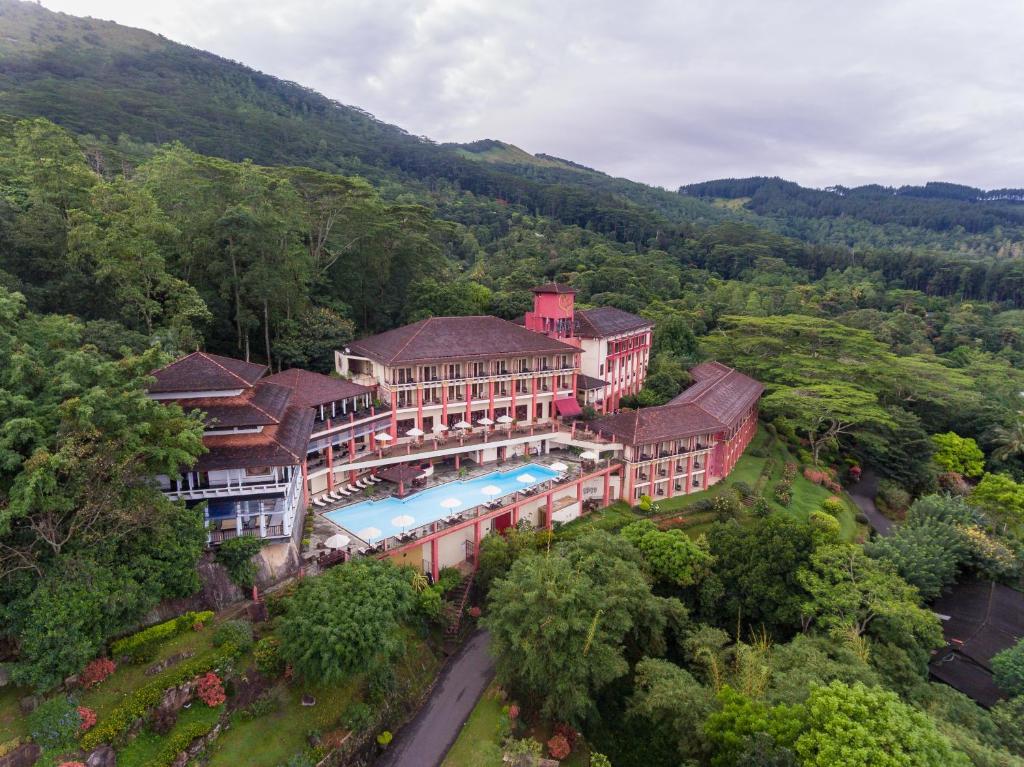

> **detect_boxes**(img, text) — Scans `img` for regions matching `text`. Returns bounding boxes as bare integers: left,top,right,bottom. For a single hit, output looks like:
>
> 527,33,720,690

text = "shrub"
376,730,393,747
151,713,221,767
782,462,798,481
197,672,226,707
436,567,463,594
820,496,846,517
76,707,96,733
81,644,240,749
992,639,1024,697
855,512,869,524
80,658,116,688
110,611,214,663
876,480,911,519
553,722,578,749
215,536,266,588
213,620,253,652
774,480,793,506
341,702,374,732
28,696,81,751
732,481,754,497
591,754,613,767
808,511,841,541
637,494,653,513
752,496,772,517
366,665,395,704
547,733,571,759
254,637,284,677
712,493,741,521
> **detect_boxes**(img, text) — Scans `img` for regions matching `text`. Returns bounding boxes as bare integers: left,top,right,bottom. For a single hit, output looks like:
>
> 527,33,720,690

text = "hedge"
111,611,214,663
80,643,237,750
151,710,222,767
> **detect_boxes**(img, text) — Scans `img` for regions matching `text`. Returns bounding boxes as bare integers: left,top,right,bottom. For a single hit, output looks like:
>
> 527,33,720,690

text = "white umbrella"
516,473,536,484
481,485,502,496
357,526,382,542
477,417,494,426
375,432,393,442
579,450,599,460
324,533,350,549
432,423,449,433
495,415,513,424
453,420,472,429
406,427,424,437
440,497,462,509
391,514,415,529
549,461,568,472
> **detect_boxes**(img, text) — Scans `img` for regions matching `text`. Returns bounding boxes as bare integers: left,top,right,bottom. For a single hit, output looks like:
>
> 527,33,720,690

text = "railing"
164,479,291,500
207,523,285,544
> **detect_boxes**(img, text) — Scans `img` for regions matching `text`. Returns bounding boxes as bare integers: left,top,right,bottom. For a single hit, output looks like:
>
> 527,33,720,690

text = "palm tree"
991,411,1024,462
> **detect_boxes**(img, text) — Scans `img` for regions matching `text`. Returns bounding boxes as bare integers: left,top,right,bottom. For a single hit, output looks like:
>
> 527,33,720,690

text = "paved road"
376,630,495,767
848,469,892,536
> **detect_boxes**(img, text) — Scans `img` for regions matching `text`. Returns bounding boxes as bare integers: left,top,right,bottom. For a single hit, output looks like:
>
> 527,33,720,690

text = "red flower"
507,704,520,719
77,706,97,733
80,658,116,688
196,672,226,707
468,606,482,619
547,734,571,759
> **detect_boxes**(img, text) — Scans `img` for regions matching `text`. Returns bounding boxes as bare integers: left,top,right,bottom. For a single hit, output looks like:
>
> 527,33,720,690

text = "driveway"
376,630,495,767
848,469,892,536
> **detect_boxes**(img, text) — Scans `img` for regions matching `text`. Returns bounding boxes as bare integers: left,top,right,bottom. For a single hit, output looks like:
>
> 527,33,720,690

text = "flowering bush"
804,468,842,493
547,734,571,759
783,462,798,481
469,606,482,619
254,636,284,676
507,704,519,720
849,465,862,481
80,658,116,688
553,722,578,748
197,672,226,707
820,496,846,517
77,707,96,733
774,480,793,506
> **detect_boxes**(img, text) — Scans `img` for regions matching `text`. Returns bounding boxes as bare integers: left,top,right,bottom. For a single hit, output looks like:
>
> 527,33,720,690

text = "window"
396,367,414,384
446,363,461,379
448,385,462,401
494,359,508,375
472,361,487,377
599,363,604,376
535,403,545,419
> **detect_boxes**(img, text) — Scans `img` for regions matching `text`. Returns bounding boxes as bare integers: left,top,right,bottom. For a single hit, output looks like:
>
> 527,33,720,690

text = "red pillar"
545,491,553,530
430,538,439,582
602,471,610,505
531,376,538,423
416,385,423,431
441,381,448,426
512,504,519,526
301,460,309,507
455,453,461,470
390,398,397,439
369,407,376,451
488,379,495,420
326,431,334,491
510,378,517,421
667,458,675,498
473,520,481,567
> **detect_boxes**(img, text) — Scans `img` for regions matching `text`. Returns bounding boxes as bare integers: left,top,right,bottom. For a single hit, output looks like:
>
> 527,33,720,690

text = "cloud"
42,0,1024,189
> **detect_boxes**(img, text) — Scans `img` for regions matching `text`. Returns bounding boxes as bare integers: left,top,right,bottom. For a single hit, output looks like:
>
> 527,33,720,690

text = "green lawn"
0,684,30,743
117,700,222,767
441,683,506,767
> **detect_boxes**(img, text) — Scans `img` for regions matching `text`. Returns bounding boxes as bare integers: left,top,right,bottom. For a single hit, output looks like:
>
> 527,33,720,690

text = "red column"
530,376,538,423
602,471,610,505
326,440,334,491
441,381,448,426
431,538,439,581
687,454,694,494
512,504,519,526
488,379,495,420
390,395,397,439
626,463,635,503
667,458,675,498
576,479,583,506
510,378,517,420
300,460,309,507
473,520,481,567
416,386,423,431
545,491,553,530
455,453,460,470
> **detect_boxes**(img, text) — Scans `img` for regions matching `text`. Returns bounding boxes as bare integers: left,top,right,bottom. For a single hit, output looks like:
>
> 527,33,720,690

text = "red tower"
524,283,577,342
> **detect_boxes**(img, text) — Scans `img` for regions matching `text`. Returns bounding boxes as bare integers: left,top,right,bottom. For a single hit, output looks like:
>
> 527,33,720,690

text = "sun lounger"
368,476,381,483
346,484,358,493
313,497,327,507
354,479,368,489
328,490,346,501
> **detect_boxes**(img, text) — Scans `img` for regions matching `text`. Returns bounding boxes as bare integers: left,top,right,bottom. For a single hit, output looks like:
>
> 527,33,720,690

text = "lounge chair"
328,490,346,501
345,484,358,493
368,475,381,483
355,479,369,489
313,497,327,507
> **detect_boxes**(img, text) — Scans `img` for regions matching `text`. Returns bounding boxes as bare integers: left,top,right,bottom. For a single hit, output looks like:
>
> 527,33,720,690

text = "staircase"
443,571,475,638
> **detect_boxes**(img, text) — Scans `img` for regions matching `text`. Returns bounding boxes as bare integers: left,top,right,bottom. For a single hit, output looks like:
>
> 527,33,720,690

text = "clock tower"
524,282,577,342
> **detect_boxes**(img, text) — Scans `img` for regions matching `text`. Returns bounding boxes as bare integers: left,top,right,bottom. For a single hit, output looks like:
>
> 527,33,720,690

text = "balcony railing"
207,524,285,544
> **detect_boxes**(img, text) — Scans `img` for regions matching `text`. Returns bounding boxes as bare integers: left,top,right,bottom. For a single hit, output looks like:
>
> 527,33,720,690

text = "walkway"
376,630,495,767
848,469,892,536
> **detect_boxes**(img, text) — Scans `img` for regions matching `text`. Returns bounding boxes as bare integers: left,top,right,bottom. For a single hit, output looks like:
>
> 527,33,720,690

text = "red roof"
176,382,291,429
348,316,578,365
532,282,576,294
262,368,373,408
591,361,762,446
574,307,651,339
669,361,764,427
194,406,315,471
150,352,267,393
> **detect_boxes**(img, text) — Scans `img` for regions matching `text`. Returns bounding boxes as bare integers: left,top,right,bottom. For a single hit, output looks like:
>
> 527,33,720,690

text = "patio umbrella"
495,415,513,424
516,473,536,484
440,497,462,509
375,432,393,442
579,450,599,460
391,514,415,530
406,427,424,437
324,533,350,549
357,526,382,543
432,423,449,433
549,461,568,472
477,417,494,426
453,420,472,429
480,485,502,496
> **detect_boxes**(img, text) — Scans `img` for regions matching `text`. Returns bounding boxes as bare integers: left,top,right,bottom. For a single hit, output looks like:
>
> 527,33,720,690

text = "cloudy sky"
43,0,1024,190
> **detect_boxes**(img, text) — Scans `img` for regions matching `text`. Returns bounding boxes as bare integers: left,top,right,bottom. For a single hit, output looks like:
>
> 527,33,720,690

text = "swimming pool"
324,462,560,543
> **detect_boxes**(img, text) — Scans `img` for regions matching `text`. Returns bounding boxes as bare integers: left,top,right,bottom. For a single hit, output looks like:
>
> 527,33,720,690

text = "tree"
930,432,985,478
278,560,414,683
794,681,969,767
274,306,355,373
797,545,943,667
865,518,968,599
990,411,1024,464
405,277,492,321
621,520,713,588
969,473,1024,534
627,658,715,763
762,384,895,464
991,638,1024,697
699,517,815,638
483,531,683,725
703,686,803,767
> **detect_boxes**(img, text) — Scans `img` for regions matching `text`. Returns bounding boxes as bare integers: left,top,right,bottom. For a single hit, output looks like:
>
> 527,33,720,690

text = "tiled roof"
532,282,576,294
150,352,267,393
262,368,373,408
669,361,764,427
348,316,578,365
577,373,608,390
591,403,725,445
194,406,315,471
574,307,652,338
176,382,292,429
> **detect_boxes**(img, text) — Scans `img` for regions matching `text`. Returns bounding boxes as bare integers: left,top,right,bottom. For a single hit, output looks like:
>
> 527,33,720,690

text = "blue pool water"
325,462,560,543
